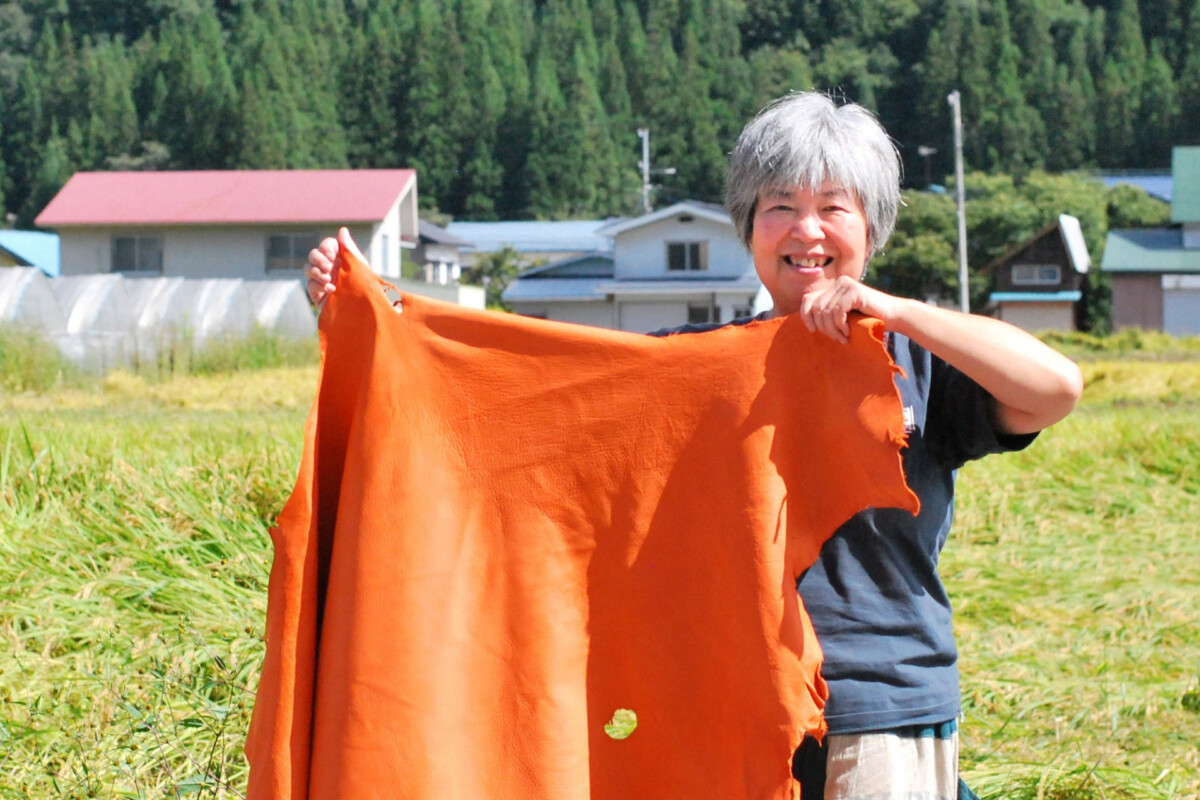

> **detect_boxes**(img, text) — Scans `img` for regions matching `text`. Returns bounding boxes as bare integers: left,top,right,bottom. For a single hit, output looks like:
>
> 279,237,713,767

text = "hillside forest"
0,0,1190,322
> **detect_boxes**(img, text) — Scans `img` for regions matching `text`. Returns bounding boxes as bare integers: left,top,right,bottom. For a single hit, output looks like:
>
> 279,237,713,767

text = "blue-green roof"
0,231,60,276
990,291,1081,303
1172,147,1200,223
1101,228,1200,273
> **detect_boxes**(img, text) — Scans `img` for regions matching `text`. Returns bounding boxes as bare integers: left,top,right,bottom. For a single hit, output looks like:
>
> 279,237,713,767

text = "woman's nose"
792,212,824,240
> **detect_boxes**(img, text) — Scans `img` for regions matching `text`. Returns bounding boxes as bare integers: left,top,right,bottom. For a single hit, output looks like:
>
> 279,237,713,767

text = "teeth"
786,256,830,268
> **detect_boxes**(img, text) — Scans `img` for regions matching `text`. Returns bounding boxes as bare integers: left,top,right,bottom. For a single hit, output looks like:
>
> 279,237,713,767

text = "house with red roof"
35,169,419,281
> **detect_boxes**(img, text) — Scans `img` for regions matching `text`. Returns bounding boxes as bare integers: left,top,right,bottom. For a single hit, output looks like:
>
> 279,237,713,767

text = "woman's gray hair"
725,92,902,257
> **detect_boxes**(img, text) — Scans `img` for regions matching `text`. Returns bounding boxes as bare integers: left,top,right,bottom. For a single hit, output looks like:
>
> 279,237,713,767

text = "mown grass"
1,350,1198,798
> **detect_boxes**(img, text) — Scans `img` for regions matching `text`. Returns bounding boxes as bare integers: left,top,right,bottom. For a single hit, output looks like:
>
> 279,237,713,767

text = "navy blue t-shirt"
799,332,1035,733
653,318,1036,735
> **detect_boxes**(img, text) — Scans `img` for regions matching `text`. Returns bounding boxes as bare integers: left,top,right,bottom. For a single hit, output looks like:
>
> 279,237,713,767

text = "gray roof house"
1101,147,1200,335
414,220,473,286
1098,171,1173,203
503,201,769,333
446,219,616,267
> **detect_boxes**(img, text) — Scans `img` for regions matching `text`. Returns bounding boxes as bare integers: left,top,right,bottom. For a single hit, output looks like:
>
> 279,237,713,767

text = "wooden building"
985,214,1090,332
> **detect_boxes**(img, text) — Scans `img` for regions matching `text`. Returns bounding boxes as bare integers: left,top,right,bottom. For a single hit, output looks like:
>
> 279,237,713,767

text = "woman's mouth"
783,255,833,269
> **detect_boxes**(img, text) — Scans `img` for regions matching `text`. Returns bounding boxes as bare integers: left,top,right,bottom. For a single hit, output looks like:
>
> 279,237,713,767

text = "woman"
307,92,1082,799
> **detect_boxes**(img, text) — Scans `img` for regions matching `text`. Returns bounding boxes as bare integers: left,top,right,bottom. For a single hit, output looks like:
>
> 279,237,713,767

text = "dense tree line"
0,0,1187,328
1,0,1197,227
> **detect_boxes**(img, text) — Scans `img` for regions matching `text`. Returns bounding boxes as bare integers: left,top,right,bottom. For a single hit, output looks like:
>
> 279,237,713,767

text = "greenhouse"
0,270,317,372
49,274,136,373
0,267,66,333
244,280,317,340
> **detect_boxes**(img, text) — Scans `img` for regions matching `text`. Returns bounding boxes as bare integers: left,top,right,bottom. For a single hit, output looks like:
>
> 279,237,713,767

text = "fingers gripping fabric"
245,248,918,800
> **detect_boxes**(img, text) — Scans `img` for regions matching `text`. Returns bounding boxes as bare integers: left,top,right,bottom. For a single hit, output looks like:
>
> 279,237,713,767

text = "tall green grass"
1040,328,1200,361
0,327,77,393
1,376,309,798
1,359,1198,798
0,324,318,392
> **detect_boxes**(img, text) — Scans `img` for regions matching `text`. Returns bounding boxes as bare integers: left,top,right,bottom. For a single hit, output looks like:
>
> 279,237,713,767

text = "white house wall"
160,228,299,278
59,230,110,274
57,225,376,279
1164,287,1200,335
617,301,690,333
613,217,749,279
424,242,462,266
511,301,616,329
367,199,403,278
997,303,1075,333
362,182,417,279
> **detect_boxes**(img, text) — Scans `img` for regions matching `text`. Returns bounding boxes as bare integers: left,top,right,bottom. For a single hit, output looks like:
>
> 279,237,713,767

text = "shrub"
0,325,77,392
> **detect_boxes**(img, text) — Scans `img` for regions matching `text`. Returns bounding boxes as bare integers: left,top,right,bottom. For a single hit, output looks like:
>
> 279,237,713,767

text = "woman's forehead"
760,183,858,201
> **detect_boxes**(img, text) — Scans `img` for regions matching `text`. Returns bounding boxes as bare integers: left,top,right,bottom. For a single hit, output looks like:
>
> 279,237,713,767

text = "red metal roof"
35,169,417,228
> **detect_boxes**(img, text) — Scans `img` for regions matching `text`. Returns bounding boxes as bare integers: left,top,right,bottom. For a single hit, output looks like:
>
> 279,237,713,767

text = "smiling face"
749,183,870,317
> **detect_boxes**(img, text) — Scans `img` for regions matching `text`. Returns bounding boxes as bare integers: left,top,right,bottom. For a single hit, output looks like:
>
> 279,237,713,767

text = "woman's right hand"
306,235,339,308
306,227,367,308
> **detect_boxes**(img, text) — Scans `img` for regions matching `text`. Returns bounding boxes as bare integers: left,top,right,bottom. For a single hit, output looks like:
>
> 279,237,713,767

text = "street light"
917,145,938,189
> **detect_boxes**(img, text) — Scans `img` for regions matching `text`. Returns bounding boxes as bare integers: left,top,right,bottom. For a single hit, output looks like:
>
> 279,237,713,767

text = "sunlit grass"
952,359,1200,798
0,369,312,798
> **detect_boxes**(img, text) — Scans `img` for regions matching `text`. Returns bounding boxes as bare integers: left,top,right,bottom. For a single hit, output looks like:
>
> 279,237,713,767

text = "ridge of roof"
35,169,416,228
983,214,1089,275
517,252,614,278
419,219,473,247
598,201,731,236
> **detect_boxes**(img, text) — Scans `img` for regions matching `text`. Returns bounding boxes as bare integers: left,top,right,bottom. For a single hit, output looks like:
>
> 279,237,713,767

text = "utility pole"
636,128,676,214
947,91,969,314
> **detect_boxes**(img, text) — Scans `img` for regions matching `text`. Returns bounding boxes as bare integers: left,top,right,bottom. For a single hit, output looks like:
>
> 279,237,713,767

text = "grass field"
1,348,1198,798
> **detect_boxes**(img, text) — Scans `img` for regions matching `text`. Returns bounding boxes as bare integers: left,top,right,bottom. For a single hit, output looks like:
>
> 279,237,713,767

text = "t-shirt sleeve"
924,355,1038,470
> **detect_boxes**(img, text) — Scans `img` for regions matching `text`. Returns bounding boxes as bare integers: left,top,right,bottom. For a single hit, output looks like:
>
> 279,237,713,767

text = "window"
266,232,320,272
667,241,707,271
1011,263,1061,286
733,305,753,320
687,304,720,324
112,236,163,273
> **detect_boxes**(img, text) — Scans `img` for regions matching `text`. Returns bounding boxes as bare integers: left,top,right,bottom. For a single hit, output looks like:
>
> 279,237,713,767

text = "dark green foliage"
1106,183,1172,229
870,191,959,303
140,9,238,168
460,245,524,310
1180,0,1200,144
1139,42,1179,166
